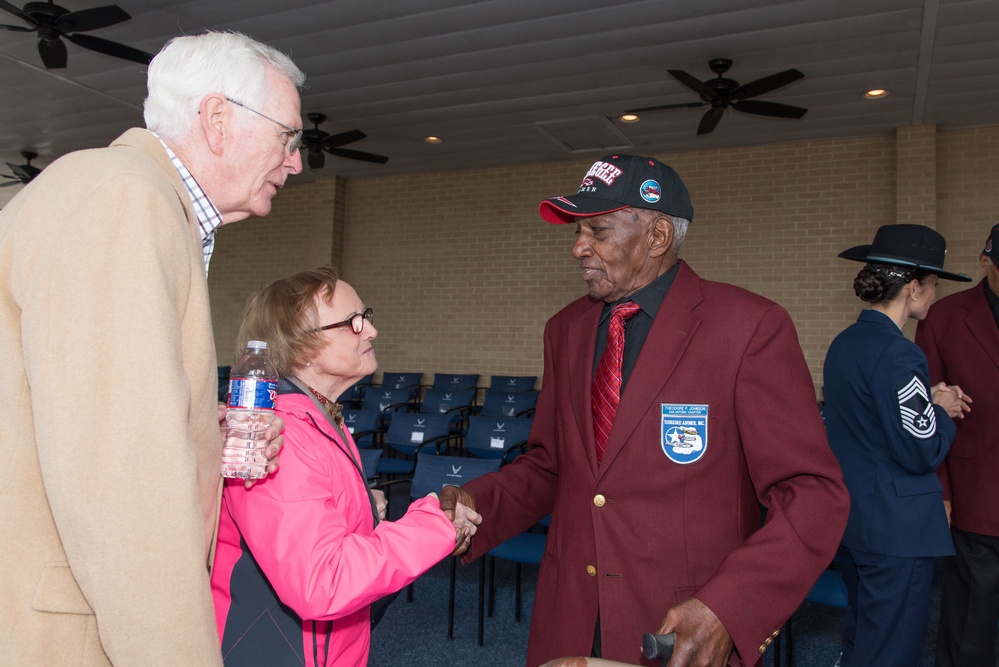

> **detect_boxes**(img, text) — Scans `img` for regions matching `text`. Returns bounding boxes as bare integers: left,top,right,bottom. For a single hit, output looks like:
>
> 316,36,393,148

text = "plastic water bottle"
221,341,278,479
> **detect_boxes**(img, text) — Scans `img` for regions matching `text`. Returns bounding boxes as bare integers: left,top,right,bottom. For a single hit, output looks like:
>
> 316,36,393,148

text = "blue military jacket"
824,309,955,557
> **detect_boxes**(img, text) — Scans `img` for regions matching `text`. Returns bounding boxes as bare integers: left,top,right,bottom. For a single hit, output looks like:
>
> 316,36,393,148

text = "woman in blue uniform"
824,224,972,667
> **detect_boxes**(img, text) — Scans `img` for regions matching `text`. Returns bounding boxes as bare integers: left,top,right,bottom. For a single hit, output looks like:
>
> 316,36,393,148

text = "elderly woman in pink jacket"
211,266,462,666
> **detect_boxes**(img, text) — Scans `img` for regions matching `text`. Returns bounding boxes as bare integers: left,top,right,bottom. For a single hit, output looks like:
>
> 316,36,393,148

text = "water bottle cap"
247,340,268,350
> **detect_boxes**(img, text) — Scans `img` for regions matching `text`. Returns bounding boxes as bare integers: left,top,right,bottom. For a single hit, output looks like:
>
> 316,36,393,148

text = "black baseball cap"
539,154,694,224
983,223,999,262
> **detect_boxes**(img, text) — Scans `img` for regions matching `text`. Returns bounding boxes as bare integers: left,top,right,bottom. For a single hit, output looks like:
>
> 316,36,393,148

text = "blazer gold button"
586,565,597,576
758,645,766,654
764,637,772,646
593,494,606,507
772,629,780,637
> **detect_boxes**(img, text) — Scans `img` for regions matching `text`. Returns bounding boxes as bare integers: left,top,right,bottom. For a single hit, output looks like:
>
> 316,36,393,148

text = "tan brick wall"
207,125,999,398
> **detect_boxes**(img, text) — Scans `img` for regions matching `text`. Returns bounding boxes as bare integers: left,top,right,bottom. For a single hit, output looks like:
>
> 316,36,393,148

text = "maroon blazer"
916,280,999,537
464,261,849,667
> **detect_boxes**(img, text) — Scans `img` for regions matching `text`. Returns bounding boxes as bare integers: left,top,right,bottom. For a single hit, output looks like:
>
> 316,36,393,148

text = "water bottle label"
228,378,277,410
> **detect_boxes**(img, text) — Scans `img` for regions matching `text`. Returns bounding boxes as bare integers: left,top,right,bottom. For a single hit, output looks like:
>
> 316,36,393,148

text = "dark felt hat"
539,154,694,224
838,224,971,282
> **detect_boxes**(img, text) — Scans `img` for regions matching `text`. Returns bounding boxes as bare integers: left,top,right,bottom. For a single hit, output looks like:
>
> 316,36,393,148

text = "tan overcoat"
0,129,224,665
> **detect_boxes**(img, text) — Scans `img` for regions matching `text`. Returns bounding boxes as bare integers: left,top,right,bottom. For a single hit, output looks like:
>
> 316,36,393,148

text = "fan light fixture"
864,89,889,99
423,136,444,144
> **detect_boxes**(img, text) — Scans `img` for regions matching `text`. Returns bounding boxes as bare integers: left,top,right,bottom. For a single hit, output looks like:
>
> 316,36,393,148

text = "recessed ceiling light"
423,136,444,144
864,89,889,99
619,114,640,123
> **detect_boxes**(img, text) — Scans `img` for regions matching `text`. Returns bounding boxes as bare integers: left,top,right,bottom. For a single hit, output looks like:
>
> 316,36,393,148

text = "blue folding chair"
341,408,385,449
487,375,537,393
478,514,551,646
376,412,455,477
781,563,848,666
337,374,373,409
380,372,423,390
431,373,480,392
361,386,415,428
478,389,539,419
357,448,382,483
463,416,533,461
419,387,476,434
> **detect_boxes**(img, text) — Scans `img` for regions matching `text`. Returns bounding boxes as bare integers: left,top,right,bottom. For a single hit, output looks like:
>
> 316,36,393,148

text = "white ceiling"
1,0,997,206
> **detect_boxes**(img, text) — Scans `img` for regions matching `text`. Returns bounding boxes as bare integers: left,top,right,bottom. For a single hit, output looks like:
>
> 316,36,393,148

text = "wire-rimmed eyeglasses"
311,307,374,335
226,97,303,155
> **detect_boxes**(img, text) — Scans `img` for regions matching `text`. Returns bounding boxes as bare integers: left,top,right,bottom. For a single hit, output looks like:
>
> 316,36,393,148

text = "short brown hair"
234,266,341,375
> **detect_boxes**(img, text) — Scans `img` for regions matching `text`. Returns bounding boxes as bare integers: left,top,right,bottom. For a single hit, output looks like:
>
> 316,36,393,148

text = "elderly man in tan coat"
0,31,303,665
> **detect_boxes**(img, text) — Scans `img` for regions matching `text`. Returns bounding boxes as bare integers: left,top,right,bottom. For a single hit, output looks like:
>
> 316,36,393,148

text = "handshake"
438,485,481,556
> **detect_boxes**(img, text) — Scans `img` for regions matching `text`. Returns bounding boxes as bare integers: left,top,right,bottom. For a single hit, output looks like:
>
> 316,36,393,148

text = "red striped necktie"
591,301,641,464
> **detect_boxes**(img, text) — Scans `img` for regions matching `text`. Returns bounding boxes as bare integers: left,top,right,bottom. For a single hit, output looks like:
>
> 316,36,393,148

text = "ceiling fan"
626,58,807,136
0,0,152,69
300,113,389,170
1,151,42,187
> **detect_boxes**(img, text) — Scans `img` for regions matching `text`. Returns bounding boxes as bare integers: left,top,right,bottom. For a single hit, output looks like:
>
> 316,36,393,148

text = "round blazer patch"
661,404,708,464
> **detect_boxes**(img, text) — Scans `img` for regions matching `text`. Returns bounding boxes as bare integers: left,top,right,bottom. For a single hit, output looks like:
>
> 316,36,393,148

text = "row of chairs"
339,372,538,411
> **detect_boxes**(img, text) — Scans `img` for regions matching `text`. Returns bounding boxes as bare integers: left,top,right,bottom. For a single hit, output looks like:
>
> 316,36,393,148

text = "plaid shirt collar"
156,136,223,276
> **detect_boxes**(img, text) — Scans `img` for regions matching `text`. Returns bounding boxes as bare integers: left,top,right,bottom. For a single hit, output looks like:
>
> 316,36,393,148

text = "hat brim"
838,245,972,282
539,194,630,224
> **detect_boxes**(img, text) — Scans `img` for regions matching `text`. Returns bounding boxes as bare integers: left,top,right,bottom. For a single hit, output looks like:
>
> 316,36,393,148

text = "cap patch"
640,179,661,204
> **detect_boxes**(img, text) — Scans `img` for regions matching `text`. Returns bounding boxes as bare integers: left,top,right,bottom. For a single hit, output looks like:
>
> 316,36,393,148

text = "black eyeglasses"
226,97,303,154
311,307,374,334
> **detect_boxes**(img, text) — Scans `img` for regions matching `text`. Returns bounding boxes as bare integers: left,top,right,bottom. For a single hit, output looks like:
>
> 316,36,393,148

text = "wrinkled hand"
656,598,733,667
372,488,388,521
439,485,482,556
931,383,972,419
217,403,285,488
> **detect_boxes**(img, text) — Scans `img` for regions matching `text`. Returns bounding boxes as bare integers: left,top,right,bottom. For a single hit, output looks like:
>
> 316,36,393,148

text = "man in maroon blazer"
916,223,999,667
442,155,849,666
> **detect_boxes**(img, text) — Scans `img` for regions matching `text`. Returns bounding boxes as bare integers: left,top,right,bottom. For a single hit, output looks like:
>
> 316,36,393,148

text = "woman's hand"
931,382,972,419
372,488,388,521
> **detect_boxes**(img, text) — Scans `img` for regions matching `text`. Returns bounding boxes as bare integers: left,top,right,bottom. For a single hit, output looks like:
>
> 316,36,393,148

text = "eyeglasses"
311,307,374,335
226,97,303,154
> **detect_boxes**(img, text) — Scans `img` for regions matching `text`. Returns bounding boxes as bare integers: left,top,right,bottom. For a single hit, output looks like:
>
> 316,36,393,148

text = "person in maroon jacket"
442,155,849,667
916,223,999,667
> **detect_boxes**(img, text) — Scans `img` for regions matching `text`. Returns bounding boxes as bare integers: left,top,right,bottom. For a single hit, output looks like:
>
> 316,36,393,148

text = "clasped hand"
439,485,482,556
931,382,972,419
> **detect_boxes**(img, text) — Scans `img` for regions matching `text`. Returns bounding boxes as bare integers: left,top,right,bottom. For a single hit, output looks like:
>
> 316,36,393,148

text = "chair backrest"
361,386,415,413
341,408,384,448
384,412,454,457
338,374,374,407
464,415,534,459
380,372,423,389
357,448,383,482
488,375,537,393
432,373,480,392
410,454,501,499
420,387,476,414
479,389,539,418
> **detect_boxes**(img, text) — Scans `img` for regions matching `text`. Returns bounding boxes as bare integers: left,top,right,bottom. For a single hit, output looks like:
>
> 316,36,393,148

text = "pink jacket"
211,381,455,666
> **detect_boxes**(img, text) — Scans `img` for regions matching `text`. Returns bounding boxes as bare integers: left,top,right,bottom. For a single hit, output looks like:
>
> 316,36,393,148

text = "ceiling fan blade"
38,37,67,69
668,69,714,98
56,5,130,33
307,148,325,170
697,107,725,135
1,23,32,31
328,147,389,164
322,129,368,148
625,101,706,113
733,68,804,99
9,164,32,181
1,180,21,187
0,0,35,26
65,32,153,64
732,99,807,119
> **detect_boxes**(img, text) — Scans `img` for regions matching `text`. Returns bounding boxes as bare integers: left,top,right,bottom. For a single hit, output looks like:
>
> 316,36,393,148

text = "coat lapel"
598,262,703,474
567,298,604,475
962,284,999,369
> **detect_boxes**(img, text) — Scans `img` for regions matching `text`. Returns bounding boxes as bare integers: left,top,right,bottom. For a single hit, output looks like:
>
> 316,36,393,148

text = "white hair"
668,215,690,253
143,31,305,140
